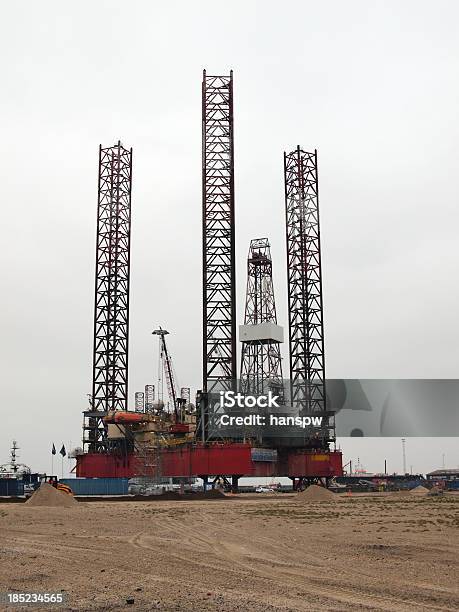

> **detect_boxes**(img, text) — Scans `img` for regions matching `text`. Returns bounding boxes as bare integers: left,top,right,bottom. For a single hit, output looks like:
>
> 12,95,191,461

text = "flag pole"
51,443,56,477
58,444,66,479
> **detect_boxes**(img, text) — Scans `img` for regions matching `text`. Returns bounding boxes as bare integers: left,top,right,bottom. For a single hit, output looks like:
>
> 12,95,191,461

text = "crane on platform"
152,328,180,420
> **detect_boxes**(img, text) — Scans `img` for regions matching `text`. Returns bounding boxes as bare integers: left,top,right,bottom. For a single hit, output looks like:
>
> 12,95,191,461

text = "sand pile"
409,485,429,496
26,483,77,507
297,484,338,502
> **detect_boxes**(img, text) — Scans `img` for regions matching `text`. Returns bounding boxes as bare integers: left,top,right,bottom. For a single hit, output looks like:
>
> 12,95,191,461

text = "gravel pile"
409,485,429,495
297,484,338,502
26,483,77,507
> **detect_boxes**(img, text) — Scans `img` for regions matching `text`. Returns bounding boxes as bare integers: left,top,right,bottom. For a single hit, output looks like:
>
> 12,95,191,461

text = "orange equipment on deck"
104,411,148,425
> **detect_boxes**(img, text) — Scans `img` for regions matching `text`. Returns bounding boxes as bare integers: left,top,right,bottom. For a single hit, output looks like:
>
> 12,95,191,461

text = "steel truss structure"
284,146,334,441
202,70,236,394
145,384,155,412
180,387,191,405
135,392,144,412
84,141,133,453
240,239,283,399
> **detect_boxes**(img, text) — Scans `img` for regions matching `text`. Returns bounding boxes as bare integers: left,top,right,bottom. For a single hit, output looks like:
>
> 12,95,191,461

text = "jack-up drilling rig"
76,72,342,488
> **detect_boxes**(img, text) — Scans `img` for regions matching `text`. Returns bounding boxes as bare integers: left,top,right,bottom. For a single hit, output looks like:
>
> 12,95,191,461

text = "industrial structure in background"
0,441,31,477
239,238,284,401
76,70,342,488
0,441,37,497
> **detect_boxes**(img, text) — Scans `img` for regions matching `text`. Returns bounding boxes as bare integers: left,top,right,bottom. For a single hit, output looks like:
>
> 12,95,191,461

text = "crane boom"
152,328,178,418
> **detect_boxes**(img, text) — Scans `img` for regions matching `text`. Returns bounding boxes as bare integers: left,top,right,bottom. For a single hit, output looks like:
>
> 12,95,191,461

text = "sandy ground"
0,493,458,611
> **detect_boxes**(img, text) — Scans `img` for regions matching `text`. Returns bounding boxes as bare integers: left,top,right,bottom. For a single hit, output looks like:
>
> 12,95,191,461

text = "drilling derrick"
84,141,133,453
201,69,236,395
240,239,284,400
284,146,334,442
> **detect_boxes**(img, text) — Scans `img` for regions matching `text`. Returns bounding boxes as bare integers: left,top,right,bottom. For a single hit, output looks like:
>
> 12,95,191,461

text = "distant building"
426,469,459,481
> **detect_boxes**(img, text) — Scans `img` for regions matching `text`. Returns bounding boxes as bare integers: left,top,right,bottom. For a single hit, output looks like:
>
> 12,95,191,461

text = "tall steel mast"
284,146,334,442
201,70,236,395
84,141,133,453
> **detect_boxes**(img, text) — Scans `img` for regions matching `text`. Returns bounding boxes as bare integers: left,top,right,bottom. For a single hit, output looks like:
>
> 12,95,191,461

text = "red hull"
76,444,342,479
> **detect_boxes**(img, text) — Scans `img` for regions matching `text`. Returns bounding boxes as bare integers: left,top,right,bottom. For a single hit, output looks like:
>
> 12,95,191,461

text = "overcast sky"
1,1,458,477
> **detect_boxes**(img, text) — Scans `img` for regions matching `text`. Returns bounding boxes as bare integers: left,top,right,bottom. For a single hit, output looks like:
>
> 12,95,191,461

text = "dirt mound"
297,484,338,502
26,483,77,507
190,489,226,500
410,485,429,495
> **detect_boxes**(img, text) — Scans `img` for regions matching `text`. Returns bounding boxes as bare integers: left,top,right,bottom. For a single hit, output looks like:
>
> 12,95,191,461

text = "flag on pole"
51,443,56,455
59,444,66,457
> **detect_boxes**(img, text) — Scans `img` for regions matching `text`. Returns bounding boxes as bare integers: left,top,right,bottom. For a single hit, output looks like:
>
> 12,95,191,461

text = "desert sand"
0,492,458,611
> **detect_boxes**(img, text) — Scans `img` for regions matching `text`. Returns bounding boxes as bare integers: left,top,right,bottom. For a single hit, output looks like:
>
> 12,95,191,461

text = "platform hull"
76,444,343,479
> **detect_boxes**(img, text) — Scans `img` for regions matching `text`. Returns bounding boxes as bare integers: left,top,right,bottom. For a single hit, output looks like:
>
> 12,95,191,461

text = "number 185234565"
1,593,66,606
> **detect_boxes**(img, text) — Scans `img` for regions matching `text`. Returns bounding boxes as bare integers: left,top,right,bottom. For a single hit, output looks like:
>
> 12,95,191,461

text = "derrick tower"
240,239,284,400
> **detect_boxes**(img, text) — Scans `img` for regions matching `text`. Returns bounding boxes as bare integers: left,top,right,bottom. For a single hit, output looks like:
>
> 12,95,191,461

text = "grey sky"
1,1,458,476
